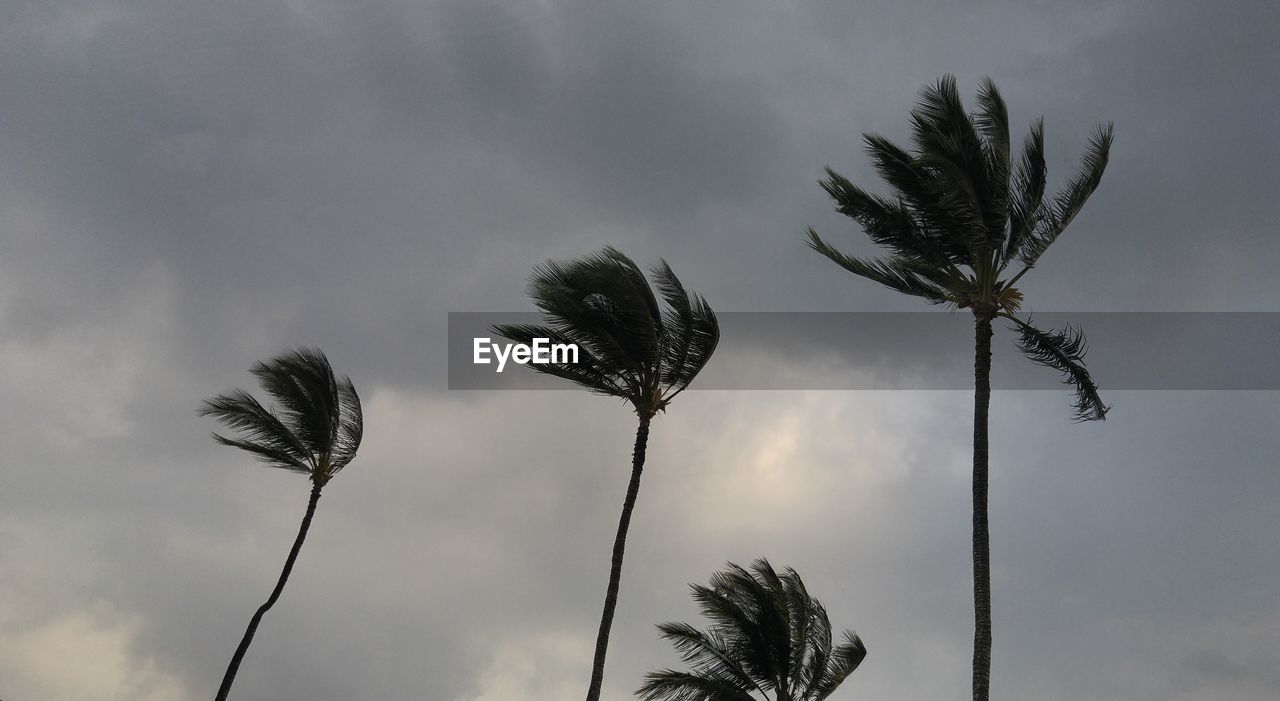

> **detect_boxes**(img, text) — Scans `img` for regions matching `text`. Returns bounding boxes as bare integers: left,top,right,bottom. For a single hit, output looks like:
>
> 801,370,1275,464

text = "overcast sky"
2,1,1279,699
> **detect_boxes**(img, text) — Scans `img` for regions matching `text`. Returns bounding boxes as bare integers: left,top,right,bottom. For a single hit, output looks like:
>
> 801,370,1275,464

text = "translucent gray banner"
448,312,1280,390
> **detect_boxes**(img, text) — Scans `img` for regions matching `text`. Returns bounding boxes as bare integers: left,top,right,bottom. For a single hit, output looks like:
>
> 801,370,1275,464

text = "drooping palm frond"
493,247,718,415
200,347,364,482
1009,317,1109,421
640,559,866,701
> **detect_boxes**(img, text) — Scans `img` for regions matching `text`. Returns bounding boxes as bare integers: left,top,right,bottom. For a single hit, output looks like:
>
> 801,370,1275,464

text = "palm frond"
330,375,362,472
489,322,631,397
811,632,867,700
819,167,949,266
861,134,981,265
1005,118,1047,261
779,566,815,689
199,389,311,472
1009,316,1109,421
796,588,833,696
690,581,778,689
806,229,955,305
656,622,762,694
250,348,340,458
637,670,756,701
651,259,693,386
675,294,720,392
208,434,311,475
973,76,1011,237
650,260,721,393
1017,123,1113,267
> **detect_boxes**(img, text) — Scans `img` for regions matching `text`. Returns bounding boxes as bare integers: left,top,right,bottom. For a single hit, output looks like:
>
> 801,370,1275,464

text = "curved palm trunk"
971,314,994,701
585,414,652,701
215,483,322,701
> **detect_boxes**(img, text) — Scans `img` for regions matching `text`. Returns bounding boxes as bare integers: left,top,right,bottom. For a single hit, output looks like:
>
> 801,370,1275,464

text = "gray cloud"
1,0,1278,699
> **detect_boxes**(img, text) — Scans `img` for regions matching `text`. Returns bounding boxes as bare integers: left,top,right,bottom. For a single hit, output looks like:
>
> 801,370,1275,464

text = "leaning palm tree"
805,75,1112,701
638,558,866,701
493,246,719,701
199,347,363,701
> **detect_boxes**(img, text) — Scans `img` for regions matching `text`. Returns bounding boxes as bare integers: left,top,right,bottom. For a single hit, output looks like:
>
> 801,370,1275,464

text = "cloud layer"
2,1,1278,699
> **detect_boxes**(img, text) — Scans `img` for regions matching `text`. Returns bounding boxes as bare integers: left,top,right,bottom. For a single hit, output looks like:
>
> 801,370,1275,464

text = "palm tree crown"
199,347,363,486
639,559,867,701
492,245,719,418
807,74,1112,420
198,347,363,701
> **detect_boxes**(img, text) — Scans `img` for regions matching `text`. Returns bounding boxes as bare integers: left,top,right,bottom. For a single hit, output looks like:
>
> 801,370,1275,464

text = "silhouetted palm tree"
638,558,866,701
806,75,1112,701
199,347,363,701
494,246,719,701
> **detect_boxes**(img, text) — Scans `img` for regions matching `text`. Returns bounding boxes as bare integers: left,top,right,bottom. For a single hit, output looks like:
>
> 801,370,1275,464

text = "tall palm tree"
198,347,363,701
638,558,867,701
805,75,1112,701
493,246,719,701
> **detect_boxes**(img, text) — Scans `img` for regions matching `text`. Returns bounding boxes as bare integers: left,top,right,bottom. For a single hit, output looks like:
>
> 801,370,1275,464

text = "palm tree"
198,347,363,701
638,558,867,701
493,246,719,701
805,75,1112,701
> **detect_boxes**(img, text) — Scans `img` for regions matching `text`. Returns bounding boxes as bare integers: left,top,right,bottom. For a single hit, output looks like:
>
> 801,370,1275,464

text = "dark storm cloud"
2,0,1278,699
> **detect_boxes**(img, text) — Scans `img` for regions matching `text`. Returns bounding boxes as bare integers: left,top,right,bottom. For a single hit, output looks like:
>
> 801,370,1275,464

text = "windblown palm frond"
493,246,719,416
1009,317,1110,421
1016,124,1114,268
806,229,957,306
200,347,363,483
639,559,866,701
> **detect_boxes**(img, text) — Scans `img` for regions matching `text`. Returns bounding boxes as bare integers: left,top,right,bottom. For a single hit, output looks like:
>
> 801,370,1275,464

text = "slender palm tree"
493,246,719,701
198,347,363,701
638,558,866,701
806,75,1112,701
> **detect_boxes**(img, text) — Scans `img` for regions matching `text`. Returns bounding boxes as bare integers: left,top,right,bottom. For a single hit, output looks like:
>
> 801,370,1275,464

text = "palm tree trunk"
971,313,994,701
215,483,323,701
585,414,652,701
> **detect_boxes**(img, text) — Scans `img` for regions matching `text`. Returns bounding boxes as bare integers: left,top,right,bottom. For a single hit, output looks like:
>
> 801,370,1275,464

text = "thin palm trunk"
585,414,652,701
971,314,994,701
215,483,322,701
